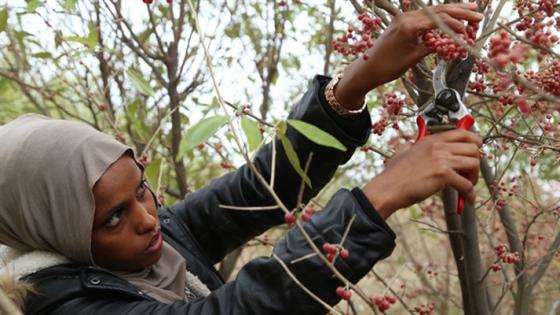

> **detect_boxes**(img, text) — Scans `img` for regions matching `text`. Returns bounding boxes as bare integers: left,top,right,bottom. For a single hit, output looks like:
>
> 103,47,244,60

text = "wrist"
361,176,400,220
325,73,367,118
333,72,368,111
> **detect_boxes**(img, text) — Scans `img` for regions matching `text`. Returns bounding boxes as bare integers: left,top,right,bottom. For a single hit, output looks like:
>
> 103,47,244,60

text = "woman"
0,4,483,314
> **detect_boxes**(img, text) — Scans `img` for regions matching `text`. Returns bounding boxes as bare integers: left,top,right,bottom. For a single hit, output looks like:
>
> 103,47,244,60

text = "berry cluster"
488,31,512,58
414,303,435,315
383,92,404,116
421,21,478,61
539,0,557,17
469,78,487,93
489,177,519,210
526,61,560,96
336,287,352,300
371,119,387,136
515,0,559,59
488,32,529,67
495,243,520,264
332,11,381,60
473,59,490,74
322,242,350,262
373,294,396,312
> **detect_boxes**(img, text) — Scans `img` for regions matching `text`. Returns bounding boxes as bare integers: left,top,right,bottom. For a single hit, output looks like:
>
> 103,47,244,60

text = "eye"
105,209,123,228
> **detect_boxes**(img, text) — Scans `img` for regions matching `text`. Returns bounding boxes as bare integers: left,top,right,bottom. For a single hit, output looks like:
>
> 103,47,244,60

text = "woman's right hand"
334,3,484,110
362,129,482,219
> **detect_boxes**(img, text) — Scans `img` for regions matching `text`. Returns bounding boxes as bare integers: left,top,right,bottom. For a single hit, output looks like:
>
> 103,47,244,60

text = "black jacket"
23,76,396,314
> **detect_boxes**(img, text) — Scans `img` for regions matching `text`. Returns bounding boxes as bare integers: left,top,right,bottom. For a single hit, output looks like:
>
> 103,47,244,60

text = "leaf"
126,99,149,140
287,119,346,151
241,116,262,151
63,0,77,12
276,121,311,188
145,159,162,190
178,116,228,157
32,52,51,58
0,9,7,33
64,23,98,50
127,68,155,96
85,22,99,49
27,0,42,13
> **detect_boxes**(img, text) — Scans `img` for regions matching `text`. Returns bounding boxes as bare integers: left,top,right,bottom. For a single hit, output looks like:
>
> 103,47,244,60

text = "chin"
144,249,163,267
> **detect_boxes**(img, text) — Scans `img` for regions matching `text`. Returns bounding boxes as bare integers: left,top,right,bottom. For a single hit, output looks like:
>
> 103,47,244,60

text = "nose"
133,203,157,234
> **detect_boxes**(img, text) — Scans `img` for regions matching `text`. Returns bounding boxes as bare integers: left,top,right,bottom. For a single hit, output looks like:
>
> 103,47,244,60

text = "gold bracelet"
324,73,367,118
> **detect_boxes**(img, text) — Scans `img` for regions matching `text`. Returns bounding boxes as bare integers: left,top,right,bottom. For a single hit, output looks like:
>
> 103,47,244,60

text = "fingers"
430,129,483,147
417,3,484,34
444,168,475,200
440,142,481,157
437,12,467,34
434,4,484,23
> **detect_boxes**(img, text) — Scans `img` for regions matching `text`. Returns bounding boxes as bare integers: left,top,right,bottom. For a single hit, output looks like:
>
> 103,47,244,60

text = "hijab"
0,114,209,303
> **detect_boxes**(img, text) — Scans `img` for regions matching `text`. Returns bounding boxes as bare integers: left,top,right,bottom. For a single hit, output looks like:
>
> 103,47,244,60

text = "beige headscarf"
0,114,209,304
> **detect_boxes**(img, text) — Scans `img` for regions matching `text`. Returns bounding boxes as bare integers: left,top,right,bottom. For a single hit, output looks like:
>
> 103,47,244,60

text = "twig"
219,205,281,211
272,254,343,315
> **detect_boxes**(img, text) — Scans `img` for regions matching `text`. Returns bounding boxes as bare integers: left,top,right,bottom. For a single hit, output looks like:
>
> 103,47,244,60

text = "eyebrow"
101,166,145,224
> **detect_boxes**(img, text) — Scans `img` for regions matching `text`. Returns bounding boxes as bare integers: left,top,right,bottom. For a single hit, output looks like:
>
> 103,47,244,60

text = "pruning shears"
415,57,476,215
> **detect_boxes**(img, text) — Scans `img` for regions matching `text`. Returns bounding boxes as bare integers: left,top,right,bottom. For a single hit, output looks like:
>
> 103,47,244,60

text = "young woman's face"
91,155,162,271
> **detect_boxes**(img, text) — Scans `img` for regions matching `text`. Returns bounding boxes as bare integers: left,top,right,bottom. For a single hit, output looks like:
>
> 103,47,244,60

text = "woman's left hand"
335,3,484,110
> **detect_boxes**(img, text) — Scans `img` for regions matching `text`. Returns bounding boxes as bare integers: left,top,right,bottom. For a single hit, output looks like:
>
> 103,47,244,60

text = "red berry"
284,212,296,226
385,294,396,304
322,243,337,255
340,249,349,259
336,287,351,300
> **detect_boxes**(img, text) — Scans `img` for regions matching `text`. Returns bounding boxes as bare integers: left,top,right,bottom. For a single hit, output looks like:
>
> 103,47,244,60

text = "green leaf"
178,116,228,157
27,0,42,13
127,68,155,96
241,116,262,151
286,119,346,151
64,23,98,49
65,35,90,46
126,99,149,140
32,52,51,58
276,121,311,188
0,9,8,33
63,0,77,12
145,159,162,190
85,22,99,49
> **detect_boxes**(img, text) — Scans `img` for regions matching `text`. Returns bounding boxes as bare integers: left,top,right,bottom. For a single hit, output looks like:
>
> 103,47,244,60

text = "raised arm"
170,75,371,264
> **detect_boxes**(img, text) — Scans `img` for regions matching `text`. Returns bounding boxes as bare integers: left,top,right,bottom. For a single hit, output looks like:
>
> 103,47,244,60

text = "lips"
145,230,163,254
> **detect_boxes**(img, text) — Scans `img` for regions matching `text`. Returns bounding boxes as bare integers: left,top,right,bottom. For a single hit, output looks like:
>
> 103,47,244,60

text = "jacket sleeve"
48,189,396,315
170,75,372,264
